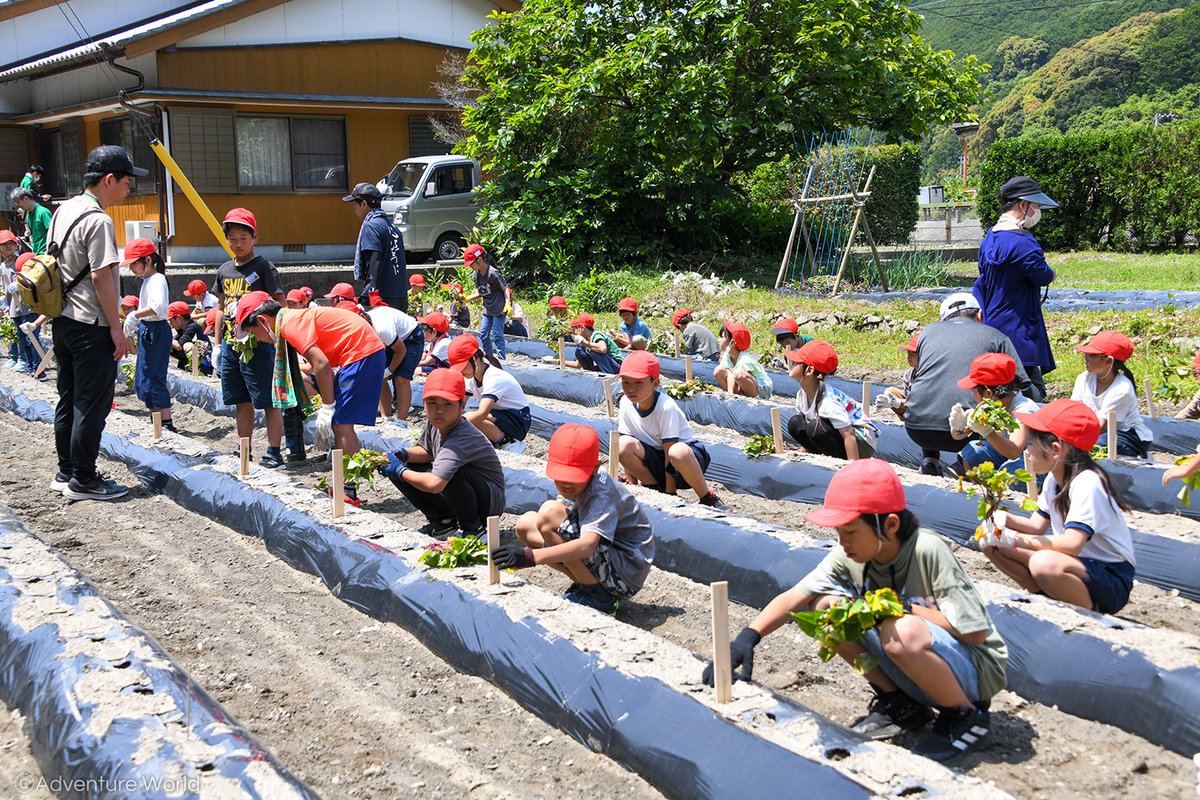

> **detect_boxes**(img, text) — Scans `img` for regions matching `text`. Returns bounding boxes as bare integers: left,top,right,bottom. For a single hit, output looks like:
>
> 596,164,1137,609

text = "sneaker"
50,472,70,491
699,491,733,513
918,458,943,477
35,372,48,382
459,525,486,542
850,689,934,740
420,518,460,539
286,449,307,464
564,582,619,615
12,363,29,374
3,359,16,370
497,437,526,454
62,476,129,501
259,449,285,469
912,705,990,762
381,417,409,428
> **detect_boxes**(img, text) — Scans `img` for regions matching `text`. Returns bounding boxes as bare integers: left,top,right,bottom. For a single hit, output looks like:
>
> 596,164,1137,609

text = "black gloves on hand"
492,543,536,569
701,627,761,687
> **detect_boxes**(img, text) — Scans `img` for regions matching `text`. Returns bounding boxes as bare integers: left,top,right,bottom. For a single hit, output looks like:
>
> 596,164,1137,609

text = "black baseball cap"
85,145,148,177
342,182,382,202
997,176,1058,208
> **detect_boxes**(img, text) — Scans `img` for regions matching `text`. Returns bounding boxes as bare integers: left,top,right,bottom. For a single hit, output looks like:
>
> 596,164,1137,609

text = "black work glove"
701,627,761,687
492,543,536,569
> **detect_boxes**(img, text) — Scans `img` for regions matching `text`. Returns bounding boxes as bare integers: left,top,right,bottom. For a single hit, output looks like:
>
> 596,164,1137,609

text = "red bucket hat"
203,307,220,334
462,244,486,266
286,289,307,304
671,308,692,327
419,312,450,334
1015,398,1102,452
234,290,273,332
569,312,595,329
957,352,1017,389
900,332,920,353
1075,330,1134,362
120,295,139,308
167,301,191,320
721,320,751,352
805,459,907,528
222,207,257,234
409,274,427,287
184,279,208,297
120,237,157,266
784,339,839,374
546,424,600,484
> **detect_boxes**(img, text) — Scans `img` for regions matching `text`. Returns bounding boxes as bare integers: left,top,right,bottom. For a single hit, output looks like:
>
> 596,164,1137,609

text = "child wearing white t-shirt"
1070,330,1151,458
447,334,531,451
784,340,878,460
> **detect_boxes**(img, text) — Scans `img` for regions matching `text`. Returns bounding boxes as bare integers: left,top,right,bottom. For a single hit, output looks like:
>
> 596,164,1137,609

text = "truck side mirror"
424,182,437,198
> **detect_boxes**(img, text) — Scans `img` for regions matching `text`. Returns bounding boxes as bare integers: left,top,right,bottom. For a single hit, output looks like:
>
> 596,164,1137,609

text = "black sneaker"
918,458,943,476
50,472,70,491
420,518,460,539
850,689,934,740
62,476,129,501
912,705,990,762
259,449,285,469
564,582,619,615
286,450,307,464
699,491,733,513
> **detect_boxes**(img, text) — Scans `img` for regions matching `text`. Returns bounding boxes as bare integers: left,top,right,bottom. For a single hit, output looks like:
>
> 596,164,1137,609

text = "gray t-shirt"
682,321,720,360
50,194,118,326
563,469,655,594
417,417,506,504
905,317,1029,431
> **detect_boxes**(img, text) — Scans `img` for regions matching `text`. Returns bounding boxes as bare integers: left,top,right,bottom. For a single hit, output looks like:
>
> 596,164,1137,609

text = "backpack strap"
47,206,103,297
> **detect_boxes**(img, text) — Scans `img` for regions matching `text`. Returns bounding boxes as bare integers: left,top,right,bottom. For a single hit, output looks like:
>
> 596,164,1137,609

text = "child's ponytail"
1112,358,1137,388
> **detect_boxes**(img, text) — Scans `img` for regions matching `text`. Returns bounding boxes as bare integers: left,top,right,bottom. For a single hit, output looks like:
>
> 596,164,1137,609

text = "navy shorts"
391,328,424,380
491,406,531,441
639,439,710,489
1081,557,1134,614
220,339,275,409
334,349,386,425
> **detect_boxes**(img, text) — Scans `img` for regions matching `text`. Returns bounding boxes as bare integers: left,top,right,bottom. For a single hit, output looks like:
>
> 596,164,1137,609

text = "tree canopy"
459,0,983,274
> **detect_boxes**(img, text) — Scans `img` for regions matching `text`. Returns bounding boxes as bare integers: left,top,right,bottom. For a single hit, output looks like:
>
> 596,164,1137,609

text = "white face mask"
1022,205,1042,229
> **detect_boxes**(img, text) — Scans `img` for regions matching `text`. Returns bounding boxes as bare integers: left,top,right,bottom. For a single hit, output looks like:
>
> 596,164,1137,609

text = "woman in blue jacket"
973,176,1057,402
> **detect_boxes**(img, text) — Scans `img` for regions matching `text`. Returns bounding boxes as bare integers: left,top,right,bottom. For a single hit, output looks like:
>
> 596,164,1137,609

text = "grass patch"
945,250,1200,291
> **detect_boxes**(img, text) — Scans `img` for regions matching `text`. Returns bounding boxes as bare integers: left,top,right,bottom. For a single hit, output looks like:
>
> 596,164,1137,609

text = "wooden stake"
608,429,620,478
152,411,162,439
603,376,615,418
711,581,732,704
191,347,200,377
1026,479,1038,502
770,406,784,455
1143,378,1156,418
685,355,693,383
486,515,500,586
558,338,566,370
331,448,345,517
861,380,872,411
674,331,681,359
239,437,250,476
1107,411,1118,463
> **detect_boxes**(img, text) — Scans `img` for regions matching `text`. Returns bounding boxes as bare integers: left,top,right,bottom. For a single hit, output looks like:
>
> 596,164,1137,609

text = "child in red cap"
616,350,731,511
168,300,211,375
872,332,921,420
547,295,569,319
1176,350,1200,420
948,352,1037,474
441,281,471,329
447,334,530,451
124,238,176,432
769,317,814,354
671,309,720,361
496,423,655,615
183,278,218,323
784,340,878,460
377,368,506,538
704,458,1006,763
417,311,452,372
714,320,772,398
1069,330,1151,457
563,312,622,374
464,244,509,360
408,273,428,315
982,399,1135,615
612,296,651,350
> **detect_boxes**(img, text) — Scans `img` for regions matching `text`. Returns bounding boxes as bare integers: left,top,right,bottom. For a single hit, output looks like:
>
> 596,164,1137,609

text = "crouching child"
495,424,655,615
447,334,531,452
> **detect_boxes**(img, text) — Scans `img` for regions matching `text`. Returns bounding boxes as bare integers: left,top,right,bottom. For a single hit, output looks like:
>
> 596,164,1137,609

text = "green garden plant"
743,434,776,458
418,536,489,569
790,587,905,674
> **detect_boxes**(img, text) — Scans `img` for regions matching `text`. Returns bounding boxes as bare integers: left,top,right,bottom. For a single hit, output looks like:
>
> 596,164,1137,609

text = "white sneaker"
500,439,526,454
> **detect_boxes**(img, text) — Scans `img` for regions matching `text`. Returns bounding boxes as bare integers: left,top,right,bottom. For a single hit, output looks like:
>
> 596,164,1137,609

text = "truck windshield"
384,162,426,197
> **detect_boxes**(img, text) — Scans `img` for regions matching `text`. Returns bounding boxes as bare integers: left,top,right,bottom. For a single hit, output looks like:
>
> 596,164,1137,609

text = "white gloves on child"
948,403,969,436
872,393,902,412
313,403,336,451
979,511,1017,549
967,408,995,438
571,334,585,344
18,322,34,336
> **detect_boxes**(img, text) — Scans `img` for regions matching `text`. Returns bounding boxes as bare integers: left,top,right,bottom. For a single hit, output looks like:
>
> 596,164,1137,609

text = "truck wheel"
435,233,467,262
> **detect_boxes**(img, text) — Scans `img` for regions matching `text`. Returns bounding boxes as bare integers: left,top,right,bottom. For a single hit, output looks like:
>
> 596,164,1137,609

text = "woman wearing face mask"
973,176,1058,403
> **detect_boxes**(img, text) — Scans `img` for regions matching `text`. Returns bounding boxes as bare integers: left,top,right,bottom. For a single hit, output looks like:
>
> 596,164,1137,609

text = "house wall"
0,0,192,64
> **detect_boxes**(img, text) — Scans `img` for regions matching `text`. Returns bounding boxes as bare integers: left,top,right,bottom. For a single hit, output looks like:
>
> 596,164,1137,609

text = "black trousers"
788,414,848,459
905,425,969,462
53,316,117,483
389,462,503,532
1024,366,1047,403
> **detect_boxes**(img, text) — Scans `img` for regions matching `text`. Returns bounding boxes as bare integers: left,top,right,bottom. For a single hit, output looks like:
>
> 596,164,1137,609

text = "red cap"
367,290,388,308
569,312,595,329
300,287,314,302
901,332,920,353
286,289,307,304
1075,330,1134,362
617,297,639,313
440,282,464,293
167,301,191,320
14,252,33,272
957,352,1017,389
462,243,486,266
671,308,691,327
721,320,751,352
619,350,660,379
548,295,568,309
325,282,355,301
334,300,361,313
419,311,450,333
203,307,220,334
805,459,907,528
409,274,426,287
0,229,18,244
184,279,207,297
447,334,481,372
1016,398,1101,452
770,317,799,336
120,294,139,308
784,339,839,374
546,424,600,484
423,368,466,402
234,290,273,331
120,237,157,266
223,207,257,234
1192,350,1200,371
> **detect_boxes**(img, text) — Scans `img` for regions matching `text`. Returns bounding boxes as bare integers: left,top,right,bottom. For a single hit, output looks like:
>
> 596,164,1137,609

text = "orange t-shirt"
278,307,384,367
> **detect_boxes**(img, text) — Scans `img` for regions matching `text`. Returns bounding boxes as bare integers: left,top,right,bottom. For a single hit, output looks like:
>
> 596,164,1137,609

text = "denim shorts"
219,339,275,409
859,617,980,706
333,350,386,426
1081,557,1135,614
639,439,711,488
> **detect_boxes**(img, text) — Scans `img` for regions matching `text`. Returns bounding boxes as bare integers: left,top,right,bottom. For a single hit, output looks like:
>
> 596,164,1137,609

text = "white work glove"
976,511,1016,549
967,407,995,438
313,403,336,452
18,321,34,336
872,393,902,412
948,403,969,436
571,334,585,344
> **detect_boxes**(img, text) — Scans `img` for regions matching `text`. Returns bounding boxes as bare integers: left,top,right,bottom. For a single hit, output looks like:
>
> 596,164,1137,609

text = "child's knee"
515,511,539,541
666,441,696,466
618,435,642,458
879,615,930,661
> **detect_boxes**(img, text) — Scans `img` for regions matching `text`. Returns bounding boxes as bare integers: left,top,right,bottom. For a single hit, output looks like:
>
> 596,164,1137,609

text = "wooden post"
1143,378,1156,418
486,515,500,586
331,448,345,517
603,376,615,418
558,338,566,370
1026,479,1038,502
711,581,733,704
770,406,784,455
944,207,952,244
774,164,816,289
608,429,620,478
861,380,872,411
1107,412,1118,463
685,355,693,383
191,347,200,377
239,437,250,476
152,411,162,439
674,332,681,359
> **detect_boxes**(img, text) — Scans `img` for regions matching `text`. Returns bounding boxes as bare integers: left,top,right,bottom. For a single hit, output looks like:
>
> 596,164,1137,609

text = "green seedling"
1173,454,1200,507
956,461,1037,531
418,536,488,569
0,317,16,346
664,378,711,401
343,449,390,493
120,362,135,390
969,399,1018,433
790,588,905,674
743,434,776,458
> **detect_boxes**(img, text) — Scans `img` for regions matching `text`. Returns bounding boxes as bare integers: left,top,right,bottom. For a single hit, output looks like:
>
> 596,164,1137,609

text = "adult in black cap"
972,176,1058,402
344,181,407,312
50,145,148,500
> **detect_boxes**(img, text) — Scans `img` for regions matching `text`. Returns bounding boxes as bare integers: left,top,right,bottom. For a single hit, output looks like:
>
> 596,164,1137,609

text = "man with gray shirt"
904,292,1029,476
50,145,147,500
